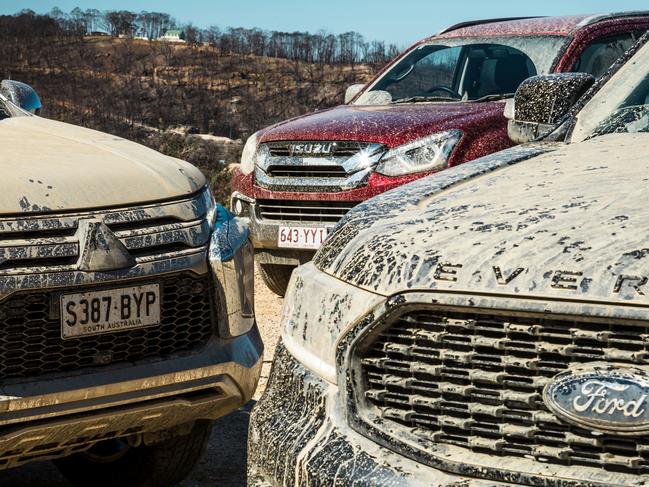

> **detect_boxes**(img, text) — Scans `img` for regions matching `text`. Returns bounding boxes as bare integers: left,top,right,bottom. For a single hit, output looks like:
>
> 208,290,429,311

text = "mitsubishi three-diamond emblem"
77,219,135,272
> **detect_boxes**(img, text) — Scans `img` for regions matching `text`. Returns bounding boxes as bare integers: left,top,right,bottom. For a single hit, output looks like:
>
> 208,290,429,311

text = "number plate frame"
60,284,161,339
277,226,329,249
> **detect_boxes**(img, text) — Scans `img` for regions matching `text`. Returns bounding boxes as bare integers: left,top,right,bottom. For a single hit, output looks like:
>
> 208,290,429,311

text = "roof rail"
577,11,649,28
437,17,546,35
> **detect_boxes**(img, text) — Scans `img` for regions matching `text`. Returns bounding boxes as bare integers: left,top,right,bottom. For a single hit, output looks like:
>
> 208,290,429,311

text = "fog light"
230,191,254,219
234,199,243,215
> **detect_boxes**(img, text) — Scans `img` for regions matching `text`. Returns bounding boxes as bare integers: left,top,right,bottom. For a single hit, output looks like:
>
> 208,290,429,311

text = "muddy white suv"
249,33,649,487
0,82,261,486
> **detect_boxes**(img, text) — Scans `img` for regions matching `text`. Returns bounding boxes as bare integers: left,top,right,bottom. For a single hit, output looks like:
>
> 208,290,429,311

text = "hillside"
0,32,379,202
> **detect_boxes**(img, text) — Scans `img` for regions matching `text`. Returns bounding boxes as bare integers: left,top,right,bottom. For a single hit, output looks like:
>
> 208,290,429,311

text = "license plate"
278,226,328,249
60,284,160,339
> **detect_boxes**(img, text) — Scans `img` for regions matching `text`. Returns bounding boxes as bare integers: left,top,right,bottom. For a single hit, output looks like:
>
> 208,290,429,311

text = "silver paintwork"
208,215,256,337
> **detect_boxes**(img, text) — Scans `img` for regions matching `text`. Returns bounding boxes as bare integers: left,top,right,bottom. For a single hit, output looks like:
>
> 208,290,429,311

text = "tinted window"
572,32,640,79
370,43,538,102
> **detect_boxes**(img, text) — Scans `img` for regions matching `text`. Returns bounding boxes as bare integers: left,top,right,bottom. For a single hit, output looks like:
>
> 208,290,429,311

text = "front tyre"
55,421,212,487
259,264,293,297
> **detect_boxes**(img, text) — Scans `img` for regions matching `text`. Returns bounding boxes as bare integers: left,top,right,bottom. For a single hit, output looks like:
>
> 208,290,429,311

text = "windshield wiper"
391,96,459,104
470,93,514,102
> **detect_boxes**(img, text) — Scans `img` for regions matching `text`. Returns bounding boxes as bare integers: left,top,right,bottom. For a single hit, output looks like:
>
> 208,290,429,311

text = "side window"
572,32,640,79
377,46,463,100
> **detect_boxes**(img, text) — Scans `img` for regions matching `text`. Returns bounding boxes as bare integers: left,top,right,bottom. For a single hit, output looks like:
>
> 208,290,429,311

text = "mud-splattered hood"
0,116,206,214
315,133,649,305
259,102,505,148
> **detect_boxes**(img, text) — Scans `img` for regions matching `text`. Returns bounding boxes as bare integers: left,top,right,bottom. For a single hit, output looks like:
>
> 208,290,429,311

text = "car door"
555,18,649,78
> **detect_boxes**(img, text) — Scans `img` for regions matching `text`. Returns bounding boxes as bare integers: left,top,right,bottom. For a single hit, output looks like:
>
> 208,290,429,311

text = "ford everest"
248,25,649,487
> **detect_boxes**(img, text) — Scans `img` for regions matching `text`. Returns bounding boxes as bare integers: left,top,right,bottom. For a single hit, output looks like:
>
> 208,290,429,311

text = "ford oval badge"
544,368,649,435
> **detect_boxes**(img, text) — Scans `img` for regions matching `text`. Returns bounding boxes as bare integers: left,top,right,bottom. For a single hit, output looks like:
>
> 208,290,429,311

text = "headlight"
281,263,383,384
375,130,462,176
240,131,259,175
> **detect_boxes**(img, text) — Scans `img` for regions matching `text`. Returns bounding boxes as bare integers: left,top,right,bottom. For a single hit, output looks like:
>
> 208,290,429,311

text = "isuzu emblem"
544,368,649,435
288,142,334,156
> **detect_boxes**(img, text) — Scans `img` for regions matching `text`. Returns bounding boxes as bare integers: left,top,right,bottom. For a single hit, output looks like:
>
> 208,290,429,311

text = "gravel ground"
0,266,284,486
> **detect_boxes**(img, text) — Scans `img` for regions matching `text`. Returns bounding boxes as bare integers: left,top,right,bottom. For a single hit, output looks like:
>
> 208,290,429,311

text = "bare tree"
103,10,137,37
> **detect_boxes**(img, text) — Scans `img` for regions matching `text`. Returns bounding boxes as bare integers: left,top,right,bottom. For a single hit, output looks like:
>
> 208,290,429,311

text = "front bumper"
248,342,505,487
230,169,426,267
0,328,263,469
230,191,328,267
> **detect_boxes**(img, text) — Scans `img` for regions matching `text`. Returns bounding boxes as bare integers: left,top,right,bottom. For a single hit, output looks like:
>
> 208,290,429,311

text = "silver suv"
0,81,261,486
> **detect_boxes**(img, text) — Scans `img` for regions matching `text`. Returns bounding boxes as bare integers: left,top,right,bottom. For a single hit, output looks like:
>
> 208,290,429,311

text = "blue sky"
4,0,649,46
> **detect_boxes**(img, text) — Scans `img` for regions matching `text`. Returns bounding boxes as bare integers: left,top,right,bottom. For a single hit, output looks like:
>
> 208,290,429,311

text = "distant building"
159,29,185,43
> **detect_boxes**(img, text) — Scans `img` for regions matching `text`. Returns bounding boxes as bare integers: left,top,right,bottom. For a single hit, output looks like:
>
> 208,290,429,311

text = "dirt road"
0,268,284,487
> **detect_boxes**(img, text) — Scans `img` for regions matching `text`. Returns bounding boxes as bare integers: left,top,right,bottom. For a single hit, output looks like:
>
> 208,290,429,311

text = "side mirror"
0,80,42,114
344,84,365,104
505,73,595,144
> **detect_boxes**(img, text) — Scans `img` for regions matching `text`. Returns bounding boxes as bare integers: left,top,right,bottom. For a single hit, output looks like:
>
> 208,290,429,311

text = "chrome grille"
255,141,386,192
359,308,649,476
257,199,358,223
0,273,214,380
0,193,210,275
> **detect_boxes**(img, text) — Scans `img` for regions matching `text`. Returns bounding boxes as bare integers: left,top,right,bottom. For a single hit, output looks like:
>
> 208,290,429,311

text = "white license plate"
60,284,160,339
278,226,328,249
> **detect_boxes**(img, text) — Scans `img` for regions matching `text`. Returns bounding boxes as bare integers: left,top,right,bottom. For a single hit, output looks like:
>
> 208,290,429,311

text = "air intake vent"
257,199,358,223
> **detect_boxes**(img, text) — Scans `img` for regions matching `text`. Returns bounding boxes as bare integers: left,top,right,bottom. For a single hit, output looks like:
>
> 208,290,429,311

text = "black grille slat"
257,199,358,224
0,274,214,380
266,165,348,178
360,309,649,476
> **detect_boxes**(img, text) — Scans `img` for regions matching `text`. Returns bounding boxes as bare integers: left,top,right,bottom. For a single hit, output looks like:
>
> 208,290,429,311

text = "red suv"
231,12,649,295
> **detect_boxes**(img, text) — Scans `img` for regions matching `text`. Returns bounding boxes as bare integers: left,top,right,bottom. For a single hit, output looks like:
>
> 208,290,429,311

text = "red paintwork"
554,17,649,72
234,169,434,202
258,102,507,149
232,13,649,211
436,15,592,39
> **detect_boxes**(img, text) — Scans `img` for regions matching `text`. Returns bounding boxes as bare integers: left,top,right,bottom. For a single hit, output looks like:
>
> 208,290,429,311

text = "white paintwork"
0,116,206,214
573,38,649,141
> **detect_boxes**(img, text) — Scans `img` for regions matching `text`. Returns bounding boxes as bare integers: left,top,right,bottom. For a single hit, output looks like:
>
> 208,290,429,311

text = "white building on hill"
160,30,185,42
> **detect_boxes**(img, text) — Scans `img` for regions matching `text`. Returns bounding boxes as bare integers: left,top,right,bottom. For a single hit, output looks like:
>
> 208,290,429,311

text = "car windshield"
572,39,649,141
357,36,567,105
